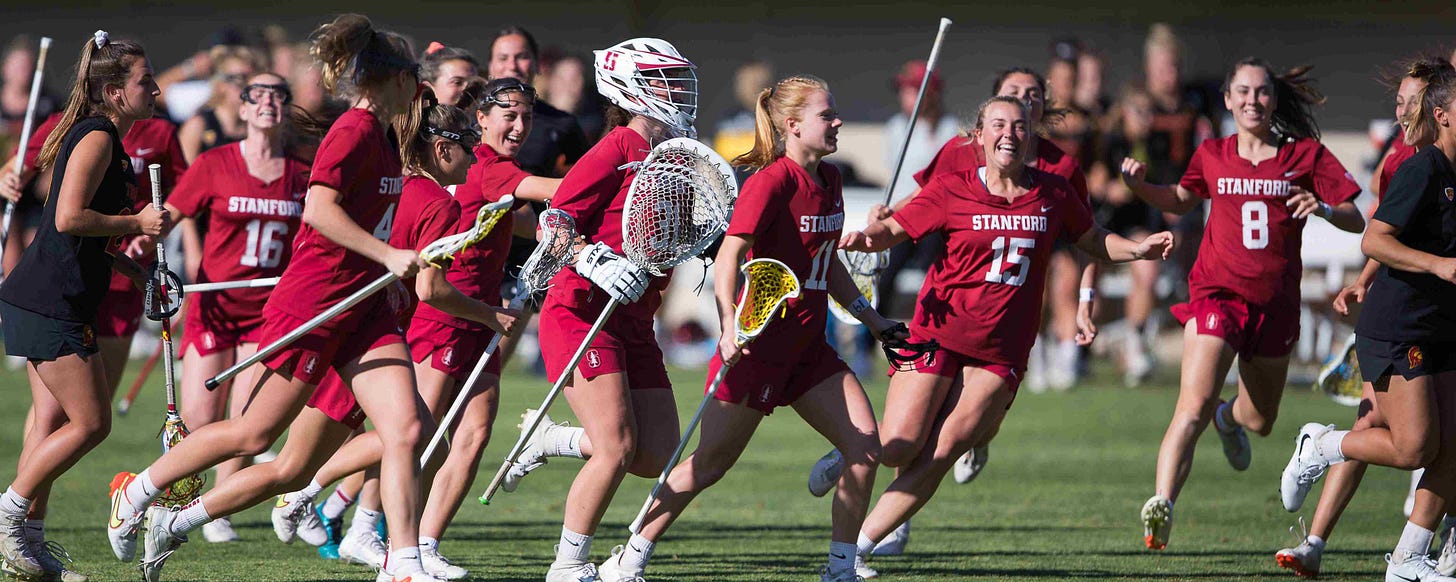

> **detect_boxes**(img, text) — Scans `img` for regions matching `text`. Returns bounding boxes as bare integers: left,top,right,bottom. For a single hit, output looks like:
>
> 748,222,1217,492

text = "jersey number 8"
1241,200,1269,250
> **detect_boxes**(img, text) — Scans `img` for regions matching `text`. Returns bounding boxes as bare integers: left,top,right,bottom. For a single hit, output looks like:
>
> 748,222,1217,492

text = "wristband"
1316,201,1334,219
1079,288,1096,302
848,296,871,317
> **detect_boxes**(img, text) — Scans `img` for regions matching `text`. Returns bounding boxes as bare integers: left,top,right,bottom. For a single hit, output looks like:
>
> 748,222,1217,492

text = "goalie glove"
575,242,652,304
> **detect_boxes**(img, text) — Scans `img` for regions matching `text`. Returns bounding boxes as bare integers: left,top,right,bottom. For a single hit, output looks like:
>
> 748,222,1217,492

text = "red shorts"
1171,294,1300,359
258,296,406,386
888,340,1024,395
305,371,369,429
181,301,264,357
96,285,144,338
406,319,500,383
537,294,670,391
707,340,849,415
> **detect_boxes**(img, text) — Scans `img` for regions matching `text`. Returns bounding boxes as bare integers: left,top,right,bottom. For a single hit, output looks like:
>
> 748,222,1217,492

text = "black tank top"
0,116,135,321
198,108,242,153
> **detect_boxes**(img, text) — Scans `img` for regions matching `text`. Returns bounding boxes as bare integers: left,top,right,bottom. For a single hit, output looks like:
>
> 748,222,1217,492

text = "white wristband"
1316,201,1333,219
1079,288,1096,302
848,296,871,317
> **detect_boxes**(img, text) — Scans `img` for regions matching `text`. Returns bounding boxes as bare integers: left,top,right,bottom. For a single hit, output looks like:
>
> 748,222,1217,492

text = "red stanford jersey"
1378,138,1418,202
387,176,462,319
913,136,1089,205
413,145,530,331
1179,136,1361,306
268,109,404,321
896,167,1094,367
546,126,668,320
724,157,843,363
168,144,309,330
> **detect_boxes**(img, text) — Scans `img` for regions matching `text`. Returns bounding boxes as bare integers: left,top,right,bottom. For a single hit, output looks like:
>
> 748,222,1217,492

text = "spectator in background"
1087,84,1172,386
155,28,253,122
713,60,773,182
420,43,480,108
177,45,263,163
262,24,294,79
0,35,60,277
1045,39,1096,162
1076,49,1110,120
540,49,605,142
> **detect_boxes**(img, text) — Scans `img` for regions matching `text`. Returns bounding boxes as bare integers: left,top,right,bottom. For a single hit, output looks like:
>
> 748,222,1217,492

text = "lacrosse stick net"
829,250,882,326
1316,333,1362,407
621,138,737,276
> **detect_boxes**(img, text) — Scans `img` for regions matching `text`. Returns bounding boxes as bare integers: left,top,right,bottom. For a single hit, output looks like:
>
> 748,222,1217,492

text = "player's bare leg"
635,401,764,540
1227,353,1290,438
184,409,352,518
98,336,134,400
1123,257,1159,386
793,371,881,579
878,370,954,468
1154,322,1238,502
178,344,252,541
421,376,498,542
1044,250,1081,390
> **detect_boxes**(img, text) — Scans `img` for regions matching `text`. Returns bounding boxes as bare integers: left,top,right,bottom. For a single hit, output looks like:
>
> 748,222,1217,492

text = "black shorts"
0,300,99,362
1356,335,1456,384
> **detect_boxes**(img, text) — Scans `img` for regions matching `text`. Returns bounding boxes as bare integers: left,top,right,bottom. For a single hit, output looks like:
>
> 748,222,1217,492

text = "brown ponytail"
400,87,472,174
732,75,829,171
35,34,146,171
1404,65,1456,148
1223,58,1325,141
310,13,415,100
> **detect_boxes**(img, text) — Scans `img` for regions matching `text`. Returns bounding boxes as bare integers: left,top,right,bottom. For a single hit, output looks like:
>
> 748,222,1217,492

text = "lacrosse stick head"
1317,336,1363,407
154,414,204,506
622,138,737,276
144,266,183,321
843,249,890,277
734,258,801,346
829,251,880,326
516,208,578,299
422,195,515,267
879,322,941,372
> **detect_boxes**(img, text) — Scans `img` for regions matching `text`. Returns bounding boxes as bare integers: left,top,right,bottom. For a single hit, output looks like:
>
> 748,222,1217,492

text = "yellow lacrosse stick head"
154,416,204,506
734,258,801,346
423,195,516,268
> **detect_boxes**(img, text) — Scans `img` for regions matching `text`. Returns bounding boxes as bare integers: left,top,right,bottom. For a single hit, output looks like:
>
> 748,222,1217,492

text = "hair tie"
425,41,446,55
93,30,109,49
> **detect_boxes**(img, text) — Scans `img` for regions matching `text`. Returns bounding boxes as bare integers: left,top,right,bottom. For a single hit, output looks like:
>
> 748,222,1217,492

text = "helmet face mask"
594,38,698,138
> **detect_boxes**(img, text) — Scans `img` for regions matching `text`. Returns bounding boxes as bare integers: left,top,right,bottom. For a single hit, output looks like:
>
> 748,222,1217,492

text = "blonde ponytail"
731,75,829,171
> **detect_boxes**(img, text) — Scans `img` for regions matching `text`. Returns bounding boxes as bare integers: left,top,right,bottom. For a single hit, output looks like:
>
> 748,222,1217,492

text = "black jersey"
515,100,588,178
196,108,242,154
1357,146,1456,342
0,116,135,322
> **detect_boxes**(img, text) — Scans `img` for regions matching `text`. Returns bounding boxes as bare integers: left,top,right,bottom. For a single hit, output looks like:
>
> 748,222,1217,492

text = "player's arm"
1075,226,1174,264
415,266,520,336
1285,186,1364,233
712,233,753,363
176,116,205,165
0,154,36,204
827,249,900,337
1362,218,1456,283
111,251,148,290
1119,157,1201,215
301,184,423,279
840,216,910,253
55,132,166,237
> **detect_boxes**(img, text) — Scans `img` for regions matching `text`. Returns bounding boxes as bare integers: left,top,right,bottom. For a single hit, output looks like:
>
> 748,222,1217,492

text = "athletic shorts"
1356,336,1456,384
181,299,264,357
1171,293,1300,359
706,340,849,415
537,293,670,391
95,284,144,338
887,338,1024,399
0,300,98,361
258,296,406,386
305,371,370,430
406,319,499,383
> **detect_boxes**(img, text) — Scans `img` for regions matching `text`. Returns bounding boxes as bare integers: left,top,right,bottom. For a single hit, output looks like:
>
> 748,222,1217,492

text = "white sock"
419,536,438,551
299,479,325,500
0,488,31,518
22,520,42,543
321,489,354,520
124,470,162,513
387,545,423,575
1395,521,1434,562
351,507,382,535
1213,401,1237,434
1316,430,1349,465
621,533,654,570
170,498,212,536
1306,534,1326,549
555,527,591,564
855,532,875,557
546,425,586,459
828,541,856,573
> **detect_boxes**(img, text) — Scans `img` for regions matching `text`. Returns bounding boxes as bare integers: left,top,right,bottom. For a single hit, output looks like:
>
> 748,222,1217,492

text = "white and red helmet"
594,38,698,138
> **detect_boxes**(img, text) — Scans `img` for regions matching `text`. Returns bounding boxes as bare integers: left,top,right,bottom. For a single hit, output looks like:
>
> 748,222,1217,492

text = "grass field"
0,357,1415,581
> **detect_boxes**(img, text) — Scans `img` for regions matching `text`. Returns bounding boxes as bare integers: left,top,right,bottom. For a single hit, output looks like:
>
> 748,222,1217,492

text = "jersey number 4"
985,236,1035,287
242,219,289,268
1241,201,1269,250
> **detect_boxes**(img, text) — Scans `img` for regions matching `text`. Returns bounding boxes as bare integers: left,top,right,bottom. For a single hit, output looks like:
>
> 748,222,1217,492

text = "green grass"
0,358,1414,581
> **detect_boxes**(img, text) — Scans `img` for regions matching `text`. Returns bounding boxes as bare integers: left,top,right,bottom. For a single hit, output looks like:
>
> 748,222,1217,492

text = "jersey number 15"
985,236,1035,287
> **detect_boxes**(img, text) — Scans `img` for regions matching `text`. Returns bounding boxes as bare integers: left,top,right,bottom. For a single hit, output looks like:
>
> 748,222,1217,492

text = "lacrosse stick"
183,276,280,294
204,196,516,391
828,250,886,326
418,209,577,466
117,342,163,416
0,36,51,282
480,137,738,504
881,18,950,209
628,258,799,533
1316,333,1361,407
141,164,203,506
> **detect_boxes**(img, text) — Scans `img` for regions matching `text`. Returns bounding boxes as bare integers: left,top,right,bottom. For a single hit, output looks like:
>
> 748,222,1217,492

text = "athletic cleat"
27,530,88,582
1438,516,1456,576
546,561,600,582
1281,423,1334,512
0,515,43,580
1215,401,1252,471
272,492,327,546
503,409,558,493
854,554,879,579
870,521,909,556
808,449,844,497
1141,495,1173,550
1124,332,1155,388
338,527,387,569
1386,551,1456,582
139,506,187,582
597,545,645,582
374,567,449,582
421,544,468,580
1274,517,1321,578
201,517,240,543
953,446,990,484
107,471,145,562
819,565,865,582
316,502,343,560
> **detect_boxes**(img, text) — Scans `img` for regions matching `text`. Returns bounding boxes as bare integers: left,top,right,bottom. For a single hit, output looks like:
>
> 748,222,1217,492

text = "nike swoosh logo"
1040,205,1052,212
109,487,129,529
1283,171,1298,177
274,496,289,508
831,553,847,560
1297,434,1312,459
136,148,156,156
1391,573,1419,582
564,539,581,547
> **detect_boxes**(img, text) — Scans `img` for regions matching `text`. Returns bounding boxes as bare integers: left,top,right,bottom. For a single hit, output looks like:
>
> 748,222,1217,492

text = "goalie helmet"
594,38,698,139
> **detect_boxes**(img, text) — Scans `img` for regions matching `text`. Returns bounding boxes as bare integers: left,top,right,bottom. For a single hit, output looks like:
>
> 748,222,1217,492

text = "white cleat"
871,522,909,556
27,530,88,582
1274,518,1321,578
1141,495,1172,550
854,554,879,579
106,472,145,562
546,561,600,582
338,527,387,569
1215,402,1252,471
597,545,645,582
0,515,43,581
271,492,327,546
1438,517,1456,576
953,447,990,484
1124,333,1155,388
504,409,558,493
201,517,240,543
140,506,187,582
375,567,449,582
422,544,468,580
820,565,864,582
1281,423,1334,512
1387,551,1456,582
808,449,844,498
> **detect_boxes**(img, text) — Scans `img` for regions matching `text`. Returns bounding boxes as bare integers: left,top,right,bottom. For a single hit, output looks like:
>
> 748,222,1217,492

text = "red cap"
425,41,447,55
895,60,942,91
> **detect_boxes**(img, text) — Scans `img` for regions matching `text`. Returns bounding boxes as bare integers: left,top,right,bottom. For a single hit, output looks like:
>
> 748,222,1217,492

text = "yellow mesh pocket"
155,416,205,506
736,258,802,343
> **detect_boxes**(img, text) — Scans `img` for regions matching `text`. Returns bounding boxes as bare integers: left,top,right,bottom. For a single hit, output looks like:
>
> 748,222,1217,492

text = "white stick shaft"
480,299,620,505
183,277,280,293
204,272,398,390
879,18,952,208
148,164,180,409
418,296,529,466
2,37,52,277
629,362,730,533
